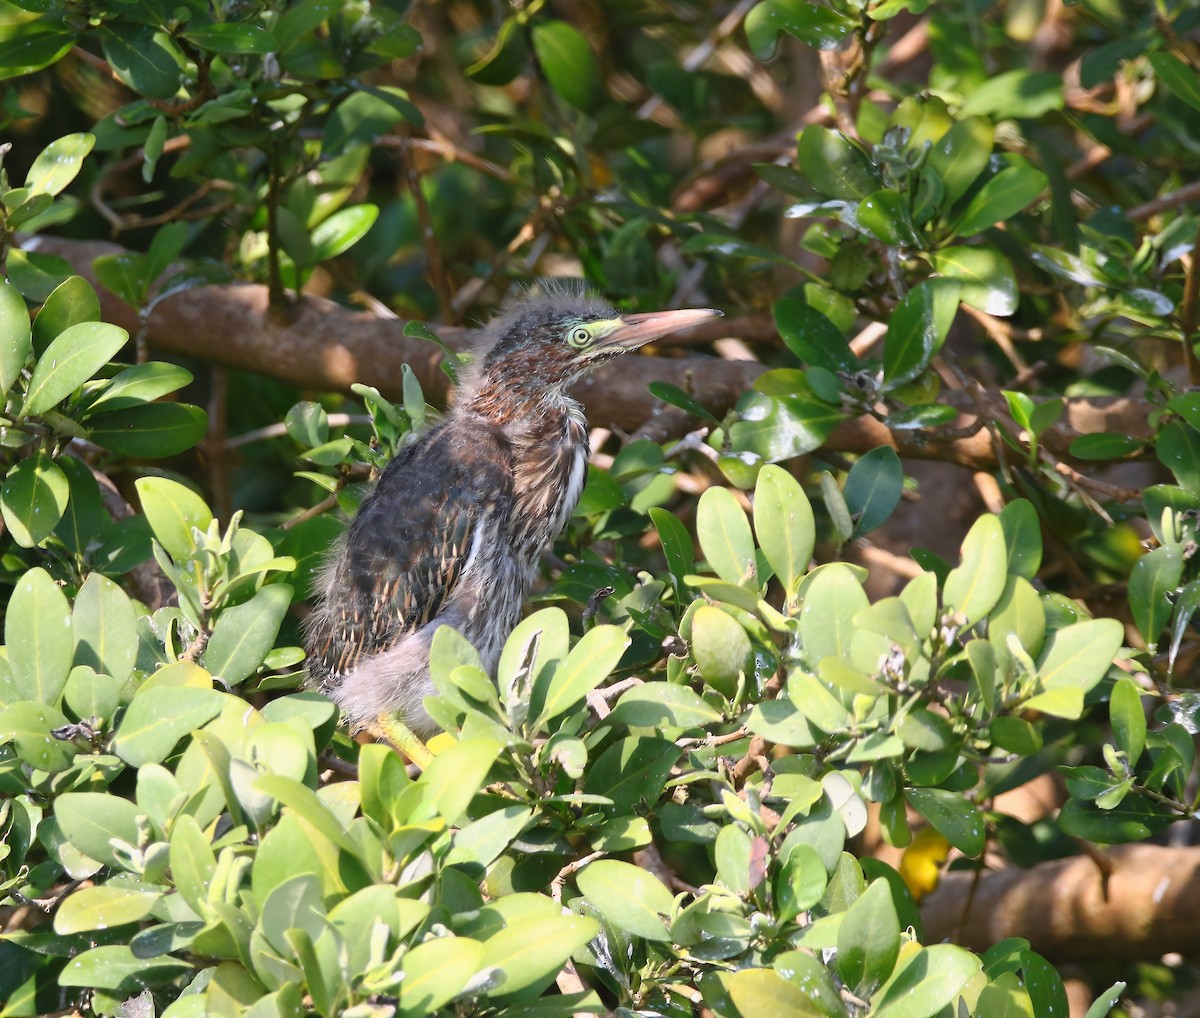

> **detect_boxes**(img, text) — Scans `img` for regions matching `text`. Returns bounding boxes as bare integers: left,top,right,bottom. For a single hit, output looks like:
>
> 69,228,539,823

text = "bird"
304,282,722,765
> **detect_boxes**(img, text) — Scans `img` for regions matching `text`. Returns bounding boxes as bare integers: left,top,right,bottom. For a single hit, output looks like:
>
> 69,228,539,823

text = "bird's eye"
569,327,591,348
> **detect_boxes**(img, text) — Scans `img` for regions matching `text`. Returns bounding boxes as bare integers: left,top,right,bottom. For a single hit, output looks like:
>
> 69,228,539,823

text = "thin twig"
401,138,452,321
1127,180,1200,221
1179,221,1200,387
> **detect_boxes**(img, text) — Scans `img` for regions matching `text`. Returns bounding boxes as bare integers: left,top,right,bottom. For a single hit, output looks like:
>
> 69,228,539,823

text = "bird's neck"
456,373,580,430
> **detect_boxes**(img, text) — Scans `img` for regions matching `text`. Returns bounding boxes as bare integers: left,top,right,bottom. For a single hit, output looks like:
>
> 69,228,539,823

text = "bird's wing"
308,423,511,680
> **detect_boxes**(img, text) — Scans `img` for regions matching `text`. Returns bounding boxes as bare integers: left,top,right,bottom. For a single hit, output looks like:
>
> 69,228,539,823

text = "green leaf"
55,793,142,869
576,859,674,941
796,126,880,201
135,476,214,562
531,623,629,727
871,943,981,1017
836,878,901,998
1150,52,1200,113
609,682,723,729
691,604,753,699
72,573,138,684
169,814,216,913
479,913,600,997
905,788,985,856
1085,982,1128,1018
466,16,527,85
0,277,31,394
395,936,485,1018
927,116,994,207
112,686,225,766
799,564,869,667
1157,421,1200,492
959,69,1063,119
418,736,504,823
101,27,183,100
1036,618,1124,693
32,275,100,359
727,966,846,1018
697,486,756,585
0,25,74,78
311,204,379,262
6,566,73,704
943,514,1007,627
855,189,920,248
754,464,816,597
932,246,1018,317
205,585,294,684
1129,544,1184,647
745,0,857,60
531,20,600,112
649,381,719,423
88,398,208,458
184,22,277,54
775,297,855,372
844,447,903,537
950,164,1047,236
0,701,77,771
1109,675,1146,767
883,278,959,385
998,498,1041,580
53,885,161,935
1069,433,1142,460
650,507,695,580
24,132,94,196
1,451,68,547
21,321,130,417
730,390,843,462
86,362,193,414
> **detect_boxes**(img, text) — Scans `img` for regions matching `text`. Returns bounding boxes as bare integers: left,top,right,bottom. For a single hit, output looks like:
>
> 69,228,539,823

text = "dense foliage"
1,0,1199,1015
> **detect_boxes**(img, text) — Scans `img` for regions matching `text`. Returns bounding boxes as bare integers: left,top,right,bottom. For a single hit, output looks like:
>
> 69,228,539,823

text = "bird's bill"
593,307,723,351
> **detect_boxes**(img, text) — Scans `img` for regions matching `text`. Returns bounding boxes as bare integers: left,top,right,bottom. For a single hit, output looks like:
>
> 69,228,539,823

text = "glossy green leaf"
1036,618,1124,693
883,278,959,385
418,736,504,823
113,686,225,766
691,604,753,699
905,788,985,856
943,513,1007,626
205,585,295,684
932,245,1018,317
950,164,1047,236
72,573,138,684
998,498,1041,580
0,276,32,394
836,878,900,998
745,0,857,59
576,859,674,940
88,400,208,458
6,566,73,704
86,362,194,414
775,297,855,372
24,132,94,197
1129,544,1183,647
0,700,77,771
479,912,599,996
21,321,130,417
959,69,1063,119
927,116,993,207
799,564,868,667
395,936,485,1018
531,20,600,111
1,451,68,547
53,885,161,935
727,966,845,1018
184,22,277,54
1157,421,1200,492
532,623,629,727
610,681,723,729
855,189,920,247
101,27,182,100
754,464,815,597
466,16,527,85
311,204,379,262
650,506,695,580
1069,433,1142,460
169,814,216,913
648,380,719,422
796,126,880,201
1109,675,1146,767
55,793,142,869
844,446,903,537
697,485,756,586
870,943,980,1017
58,943,192,991
730,390,843,462
134,476,213,562
0,25,74,78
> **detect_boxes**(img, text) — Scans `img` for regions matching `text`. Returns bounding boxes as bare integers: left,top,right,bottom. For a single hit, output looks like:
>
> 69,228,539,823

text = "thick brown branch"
921,844,1200,960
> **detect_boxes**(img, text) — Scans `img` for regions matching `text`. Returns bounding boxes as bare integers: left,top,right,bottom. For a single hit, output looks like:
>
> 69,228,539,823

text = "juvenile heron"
305,284,721,764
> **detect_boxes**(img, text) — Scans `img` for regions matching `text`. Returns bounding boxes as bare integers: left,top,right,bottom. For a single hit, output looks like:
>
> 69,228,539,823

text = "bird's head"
466,282,722,412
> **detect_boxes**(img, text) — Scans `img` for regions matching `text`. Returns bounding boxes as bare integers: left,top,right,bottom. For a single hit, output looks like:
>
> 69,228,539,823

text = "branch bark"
920,843,1200,960
21,236,1154,465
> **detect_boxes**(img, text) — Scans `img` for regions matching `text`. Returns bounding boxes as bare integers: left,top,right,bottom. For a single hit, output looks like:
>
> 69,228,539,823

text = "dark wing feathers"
309,422,511,683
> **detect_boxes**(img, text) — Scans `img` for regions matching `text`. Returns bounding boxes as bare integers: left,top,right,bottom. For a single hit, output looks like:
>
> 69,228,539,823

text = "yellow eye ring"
569,327,591,348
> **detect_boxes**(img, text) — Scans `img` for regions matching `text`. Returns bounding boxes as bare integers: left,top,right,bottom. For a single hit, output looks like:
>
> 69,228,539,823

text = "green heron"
305,283,721,764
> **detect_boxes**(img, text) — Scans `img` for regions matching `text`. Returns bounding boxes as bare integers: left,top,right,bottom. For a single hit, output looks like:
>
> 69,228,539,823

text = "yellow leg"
373,710,434,769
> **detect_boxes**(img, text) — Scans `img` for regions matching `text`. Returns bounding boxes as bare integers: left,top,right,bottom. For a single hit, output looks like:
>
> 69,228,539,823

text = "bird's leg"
372,711,434,769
